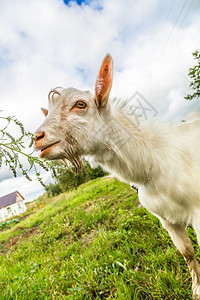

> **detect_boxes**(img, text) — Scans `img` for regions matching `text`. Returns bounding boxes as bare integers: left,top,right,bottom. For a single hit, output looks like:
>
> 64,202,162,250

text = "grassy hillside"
0,177,197,299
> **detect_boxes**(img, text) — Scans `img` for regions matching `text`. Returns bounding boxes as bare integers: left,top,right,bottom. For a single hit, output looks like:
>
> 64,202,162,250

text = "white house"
0,191,27,222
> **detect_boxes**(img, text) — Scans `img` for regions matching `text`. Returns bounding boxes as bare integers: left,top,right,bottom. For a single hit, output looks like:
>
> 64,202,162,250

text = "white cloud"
0,0,200,199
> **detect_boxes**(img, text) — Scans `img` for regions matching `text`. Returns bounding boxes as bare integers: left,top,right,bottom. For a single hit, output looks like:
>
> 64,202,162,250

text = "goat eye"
74,101,87,109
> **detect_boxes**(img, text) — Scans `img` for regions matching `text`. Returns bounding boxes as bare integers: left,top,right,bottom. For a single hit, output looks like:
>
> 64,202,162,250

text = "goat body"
35,54,200,298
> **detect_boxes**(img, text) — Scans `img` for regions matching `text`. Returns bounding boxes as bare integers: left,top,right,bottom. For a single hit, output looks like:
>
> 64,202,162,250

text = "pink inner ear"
41,107,48,117
95,54,113,107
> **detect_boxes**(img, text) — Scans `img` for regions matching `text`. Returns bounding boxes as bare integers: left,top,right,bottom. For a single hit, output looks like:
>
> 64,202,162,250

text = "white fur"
35,55,200,298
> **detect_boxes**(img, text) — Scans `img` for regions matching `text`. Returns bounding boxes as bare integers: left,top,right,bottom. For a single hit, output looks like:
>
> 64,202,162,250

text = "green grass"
0,177,196,299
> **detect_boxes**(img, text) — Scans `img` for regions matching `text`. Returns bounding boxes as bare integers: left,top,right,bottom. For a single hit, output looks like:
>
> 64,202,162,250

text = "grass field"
0,177,198,299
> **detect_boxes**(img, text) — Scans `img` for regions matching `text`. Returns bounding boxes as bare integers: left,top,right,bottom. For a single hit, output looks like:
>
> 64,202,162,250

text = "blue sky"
0,0,200,201
63,0,102,9
64,0,88,5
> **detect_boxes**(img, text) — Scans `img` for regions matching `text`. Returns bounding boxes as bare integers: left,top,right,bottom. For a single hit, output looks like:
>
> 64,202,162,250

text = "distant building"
0,191,27,222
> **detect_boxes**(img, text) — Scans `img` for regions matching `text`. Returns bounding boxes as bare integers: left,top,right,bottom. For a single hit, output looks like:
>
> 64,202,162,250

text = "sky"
0,0,200,201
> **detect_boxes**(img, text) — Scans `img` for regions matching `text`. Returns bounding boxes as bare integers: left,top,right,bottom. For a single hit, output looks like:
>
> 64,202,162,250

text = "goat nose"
35,131,45,142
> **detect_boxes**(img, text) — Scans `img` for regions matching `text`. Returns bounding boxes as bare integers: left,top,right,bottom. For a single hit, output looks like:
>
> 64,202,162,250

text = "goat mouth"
40,141,61,158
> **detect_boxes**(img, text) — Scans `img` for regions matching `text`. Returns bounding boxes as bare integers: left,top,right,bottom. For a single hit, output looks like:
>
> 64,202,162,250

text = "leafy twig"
0,112,49,185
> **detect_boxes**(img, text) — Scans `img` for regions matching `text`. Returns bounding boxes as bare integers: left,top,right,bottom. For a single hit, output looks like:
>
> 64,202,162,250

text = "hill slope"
0,177,197,299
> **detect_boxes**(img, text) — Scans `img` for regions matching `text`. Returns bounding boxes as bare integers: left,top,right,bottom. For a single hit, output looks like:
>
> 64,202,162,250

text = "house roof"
0,191,24,209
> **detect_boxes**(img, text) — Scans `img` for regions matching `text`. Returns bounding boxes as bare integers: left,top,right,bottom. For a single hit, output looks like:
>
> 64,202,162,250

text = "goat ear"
95,53,113,108
41,107,48,117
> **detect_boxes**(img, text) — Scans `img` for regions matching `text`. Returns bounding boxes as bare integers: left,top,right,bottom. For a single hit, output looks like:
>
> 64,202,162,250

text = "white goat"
35,54,200,298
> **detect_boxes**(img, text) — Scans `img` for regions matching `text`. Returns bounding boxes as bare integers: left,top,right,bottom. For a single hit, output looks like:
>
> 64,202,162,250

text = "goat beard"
61,151,83,174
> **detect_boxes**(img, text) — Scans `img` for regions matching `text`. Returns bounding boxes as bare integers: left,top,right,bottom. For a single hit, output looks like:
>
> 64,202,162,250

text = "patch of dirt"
81,230,96,247
83,199,100,212
4,226,40,251
18,212,34,221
